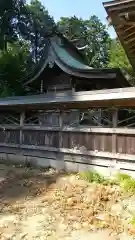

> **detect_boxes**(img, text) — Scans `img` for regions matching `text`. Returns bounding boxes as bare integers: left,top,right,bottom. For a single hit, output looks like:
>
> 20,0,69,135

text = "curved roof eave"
53,51,117,79
51,37,93,72
24,33,130,87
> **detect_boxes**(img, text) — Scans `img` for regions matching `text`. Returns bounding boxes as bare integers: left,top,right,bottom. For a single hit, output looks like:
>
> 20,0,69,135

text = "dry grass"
44,177,122,234
0,165,134,239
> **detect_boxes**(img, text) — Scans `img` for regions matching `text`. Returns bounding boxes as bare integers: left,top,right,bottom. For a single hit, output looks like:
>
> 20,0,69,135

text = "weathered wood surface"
1,127,135,155
2,87,135,110
1,125,135,134
1,106,135,168
0,130,20,144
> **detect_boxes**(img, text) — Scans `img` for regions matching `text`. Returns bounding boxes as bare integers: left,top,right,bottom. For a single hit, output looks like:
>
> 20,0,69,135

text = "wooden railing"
0,125,135,157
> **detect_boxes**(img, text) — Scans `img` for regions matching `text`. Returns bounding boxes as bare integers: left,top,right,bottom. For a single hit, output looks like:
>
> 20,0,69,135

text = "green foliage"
116,172,135,195
26,0,55,61
107,39,135,85
122,179,135,195
0,0,55,96
81,170,135,196
57,15,111,68
0,0,134,96
80,170,117,186
80,171,105,184
116,172,132,182
0,0,26,50
130,215,135,227
0,42,30,96
108,40,130,69
27,0,55,34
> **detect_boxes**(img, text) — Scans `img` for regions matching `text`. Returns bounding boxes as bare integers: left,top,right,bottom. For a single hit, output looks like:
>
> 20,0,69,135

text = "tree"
25,0,55,62
57,15,111,68
0,41,30,96
0,0,55,96
0,0,26,50
108,39,135,85
57,16,87,47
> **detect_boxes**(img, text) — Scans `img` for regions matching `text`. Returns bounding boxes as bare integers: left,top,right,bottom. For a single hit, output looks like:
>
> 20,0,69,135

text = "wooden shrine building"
0,2,134,175
24,33,130,94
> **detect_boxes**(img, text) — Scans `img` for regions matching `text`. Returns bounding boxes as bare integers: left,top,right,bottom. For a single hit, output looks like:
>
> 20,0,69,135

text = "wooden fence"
0,106,135,177
0,86,135,176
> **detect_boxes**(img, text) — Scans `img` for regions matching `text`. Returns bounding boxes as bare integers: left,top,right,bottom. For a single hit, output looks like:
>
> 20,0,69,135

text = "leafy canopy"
57,15,111,68
0,0,134,97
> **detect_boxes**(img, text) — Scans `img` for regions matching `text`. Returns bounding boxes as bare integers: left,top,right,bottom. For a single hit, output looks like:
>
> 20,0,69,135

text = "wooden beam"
1,142,135,161
117,24,135,34
1,124,135,135
59,111,63,148
103,0,135,9
123,30,135,40
106,2,135,13
124,36,135,44
128,45,135,53
112,108,118,154
1,87,135,109
108,15,134,27
20,112,25,145
40,79,44,93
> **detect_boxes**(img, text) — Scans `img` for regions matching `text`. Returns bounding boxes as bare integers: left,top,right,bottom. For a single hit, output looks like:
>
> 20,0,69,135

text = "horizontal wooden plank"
103,0,134,8
64,155,113,167
64,162,110,175
0,143,135,161
1,87,135,109
1,125,135,135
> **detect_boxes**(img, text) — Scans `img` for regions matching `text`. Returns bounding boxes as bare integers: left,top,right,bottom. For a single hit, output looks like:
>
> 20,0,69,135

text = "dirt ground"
0,164,134,240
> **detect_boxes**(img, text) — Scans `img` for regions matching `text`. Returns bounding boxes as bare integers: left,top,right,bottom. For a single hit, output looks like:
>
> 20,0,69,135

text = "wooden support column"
59,111,63,148
111,108,118,175
40,79,43,93
112,108,118,153
20,111,25,145
59,111,63,128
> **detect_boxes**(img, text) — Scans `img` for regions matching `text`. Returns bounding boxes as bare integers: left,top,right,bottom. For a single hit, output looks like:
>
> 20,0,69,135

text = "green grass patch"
80,170,117,185
80,170,135,195
121,178,135,195
80,171,105,184
116,172,135,195
130,215,135,227
115,172,132,182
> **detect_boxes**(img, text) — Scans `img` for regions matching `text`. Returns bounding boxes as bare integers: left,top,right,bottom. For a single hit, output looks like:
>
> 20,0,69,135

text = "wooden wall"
0,109,135,176
0,127,135,155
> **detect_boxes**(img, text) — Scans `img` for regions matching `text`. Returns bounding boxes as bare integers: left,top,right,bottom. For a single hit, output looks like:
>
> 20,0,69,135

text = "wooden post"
59,111,63,148
40,79,43,93
20,111,25,145
112,108,118,153
59,111,63,129
111,108,118,175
